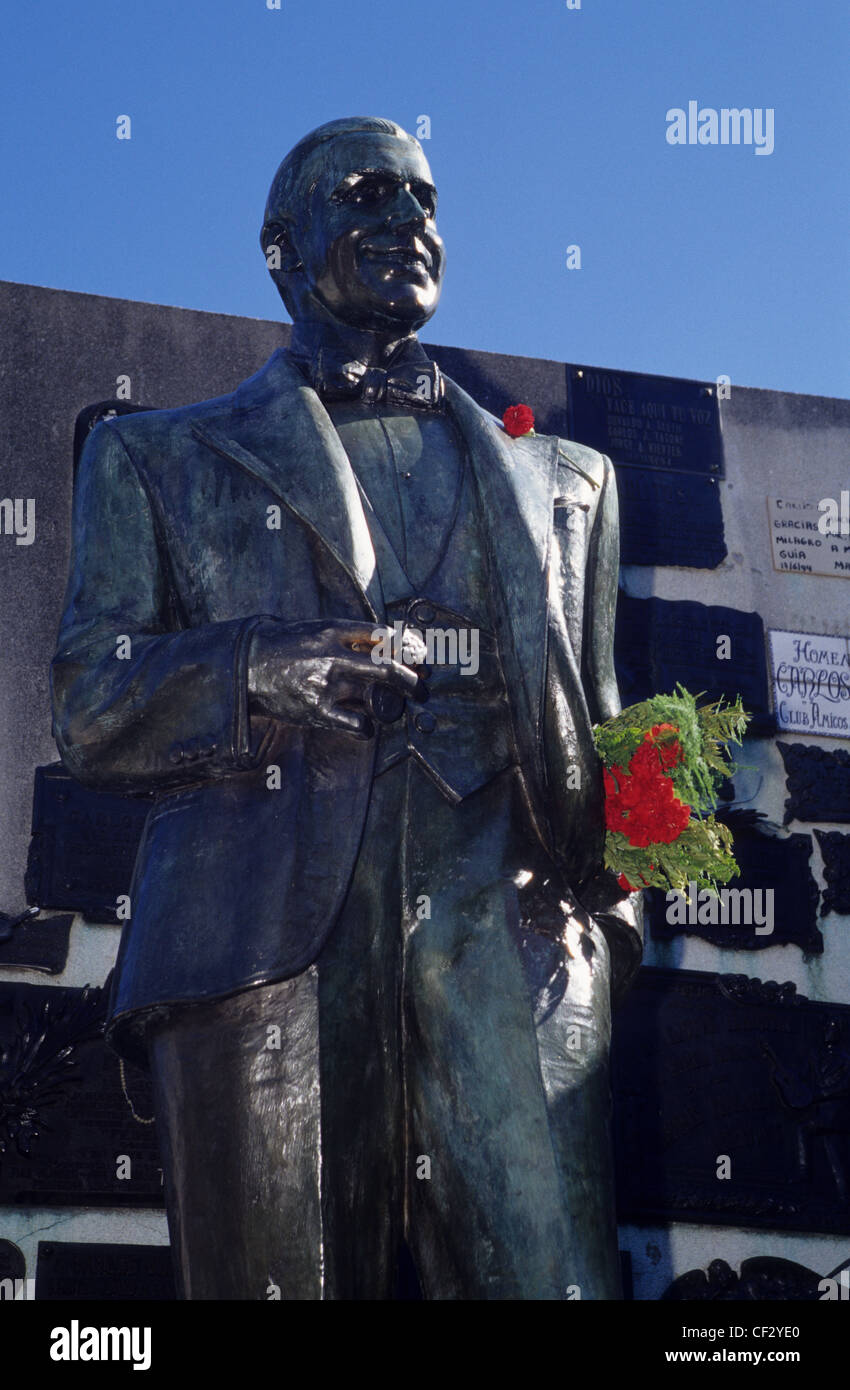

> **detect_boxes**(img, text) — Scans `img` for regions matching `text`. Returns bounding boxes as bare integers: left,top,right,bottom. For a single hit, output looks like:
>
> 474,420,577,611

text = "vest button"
410,600,435,625
413,710,436,734
365,684,406,724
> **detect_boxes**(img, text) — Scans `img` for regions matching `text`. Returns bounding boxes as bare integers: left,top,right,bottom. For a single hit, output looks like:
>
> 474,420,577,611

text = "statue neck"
289,316,418,371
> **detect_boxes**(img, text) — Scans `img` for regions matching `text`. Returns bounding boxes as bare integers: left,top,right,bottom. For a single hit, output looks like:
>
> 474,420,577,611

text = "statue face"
292,133,445,332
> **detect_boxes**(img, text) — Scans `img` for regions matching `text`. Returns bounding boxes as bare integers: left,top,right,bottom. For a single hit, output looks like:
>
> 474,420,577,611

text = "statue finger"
323,701,375,740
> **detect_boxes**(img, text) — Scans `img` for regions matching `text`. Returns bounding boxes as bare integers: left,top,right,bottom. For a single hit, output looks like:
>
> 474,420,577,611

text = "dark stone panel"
614,467,726,569
648,812,822,954
614,592,772,730
815,830,850,916
0,980,163,1207
25,764,153,922
779,742,850,825
567,366,723,476
36,1241,175,1301
0,910,72,973
612,968,850,1235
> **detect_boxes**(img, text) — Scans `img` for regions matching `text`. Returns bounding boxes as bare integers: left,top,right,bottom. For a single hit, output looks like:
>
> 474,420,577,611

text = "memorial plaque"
815,830,850,917
778,742,850,825
648,812,822,954
568,366,726,570
0,911,72,973
25,763,153,922
0,981,163,1206
568,367,723,476
614,467,727,569
612,968,850,1234
769,628,850,740
767,496,850,579
36,1241,175,1301
614,593,772,730
662,1256,826,1302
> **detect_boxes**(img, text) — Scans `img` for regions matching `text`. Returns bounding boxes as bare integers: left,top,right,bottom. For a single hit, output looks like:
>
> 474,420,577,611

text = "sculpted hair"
262,116,418,231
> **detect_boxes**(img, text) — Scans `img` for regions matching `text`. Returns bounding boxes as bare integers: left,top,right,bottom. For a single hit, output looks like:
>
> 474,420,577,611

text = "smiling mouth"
362,242,433,272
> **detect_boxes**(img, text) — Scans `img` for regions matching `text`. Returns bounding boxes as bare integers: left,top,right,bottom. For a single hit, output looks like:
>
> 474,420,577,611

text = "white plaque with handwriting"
769,628,850,738
767,496,850,577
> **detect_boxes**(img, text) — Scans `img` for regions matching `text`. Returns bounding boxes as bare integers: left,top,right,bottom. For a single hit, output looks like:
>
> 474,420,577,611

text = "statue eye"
412,184,437,217
350,177,390,203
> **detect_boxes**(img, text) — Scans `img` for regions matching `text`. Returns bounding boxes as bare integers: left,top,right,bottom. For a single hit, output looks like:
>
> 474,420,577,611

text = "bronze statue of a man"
51,117,642,1300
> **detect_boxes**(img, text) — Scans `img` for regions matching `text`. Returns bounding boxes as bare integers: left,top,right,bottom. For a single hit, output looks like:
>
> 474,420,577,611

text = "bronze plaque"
612,968,850,1234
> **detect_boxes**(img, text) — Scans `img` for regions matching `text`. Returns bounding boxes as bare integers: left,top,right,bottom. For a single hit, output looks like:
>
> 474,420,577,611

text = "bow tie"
307,351,445,410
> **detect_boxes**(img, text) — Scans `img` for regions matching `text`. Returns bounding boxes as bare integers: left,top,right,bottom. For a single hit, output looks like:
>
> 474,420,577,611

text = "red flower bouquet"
593,687,750,895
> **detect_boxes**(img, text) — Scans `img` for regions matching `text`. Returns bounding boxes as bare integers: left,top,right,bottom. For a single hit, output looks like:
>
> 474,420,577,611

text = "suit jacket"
50,348,642,1063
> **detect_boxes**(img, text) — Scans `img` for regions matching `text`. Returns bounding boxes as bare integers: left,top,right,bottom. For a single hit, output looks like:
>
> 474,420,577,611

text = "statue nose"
386,185,429,226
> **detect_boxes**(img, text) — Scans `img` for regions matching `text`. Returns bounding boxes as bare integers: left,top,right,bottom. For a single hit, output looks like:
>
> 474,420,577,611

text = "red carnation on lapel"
502,403,535,438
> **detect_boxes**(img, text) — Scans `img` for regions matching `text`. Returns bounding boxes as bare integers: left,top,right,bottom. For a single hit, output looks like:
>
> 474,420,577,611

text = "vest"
326,402,517,803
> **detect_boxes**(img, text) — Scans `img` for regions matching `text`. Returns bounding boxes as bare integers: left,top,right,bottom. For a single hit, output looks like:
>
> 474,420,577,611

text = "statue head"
261,117,445,335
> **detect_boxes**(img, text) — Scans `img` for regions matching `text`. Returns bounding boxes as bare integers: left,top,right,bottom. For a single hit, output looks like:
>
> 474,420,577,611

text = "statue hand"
247,618,425,739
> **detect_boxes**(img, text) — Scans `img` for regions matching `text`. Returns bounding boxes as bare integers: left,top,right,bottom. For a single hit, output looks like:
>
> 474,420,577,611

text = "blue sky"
1,0,847,396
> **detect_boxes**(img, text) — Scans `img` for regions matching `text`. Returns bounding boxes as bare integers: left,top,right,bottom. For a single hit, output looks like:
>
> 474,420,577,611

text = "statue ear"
260,221,303,274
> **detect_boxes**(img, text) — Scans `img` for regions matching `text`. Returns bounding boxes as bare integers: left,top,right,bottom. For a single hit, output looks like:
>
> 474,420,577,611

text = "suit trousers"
147,756,623,1300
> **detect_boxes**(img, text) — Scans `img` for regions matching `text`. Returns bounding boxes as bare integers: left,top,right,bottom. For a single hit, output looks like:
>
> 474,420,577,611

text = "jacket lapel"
443,376,559,775
190,350,384,620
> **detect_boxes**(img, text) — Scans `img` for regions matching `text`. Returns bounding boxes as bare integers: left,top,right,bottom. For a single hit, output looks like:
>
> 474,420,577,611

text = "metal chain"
118,1056,156,1125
